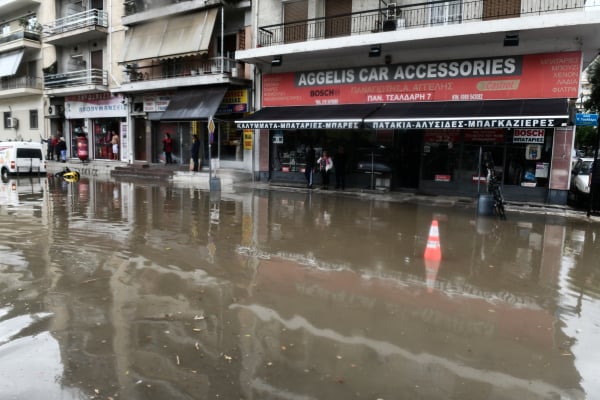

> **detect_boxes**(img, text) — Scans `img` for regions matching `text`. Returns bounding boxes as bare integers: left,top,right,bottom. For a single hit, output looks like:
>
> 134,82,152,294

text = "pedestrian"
162,133,173,164
304,144,316,188
56,137,67,162
316,150,333,190
51,135,59,161
334,145,347,190
42,135,55,160
111,131,120,160
191,134,200,172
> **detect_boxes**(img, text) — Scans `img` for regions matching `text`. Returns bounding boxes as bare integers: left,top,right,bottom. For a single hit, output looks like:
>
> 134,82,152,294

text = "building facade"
236,0,600,204
0,0,44,143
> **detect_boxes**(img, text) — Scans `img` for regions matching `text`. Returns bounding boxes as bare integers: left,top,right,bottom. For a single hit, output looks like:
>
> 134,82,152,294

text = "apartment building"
0,0,44,142
236,0,600,204
1,0,250,169
117,0,252,169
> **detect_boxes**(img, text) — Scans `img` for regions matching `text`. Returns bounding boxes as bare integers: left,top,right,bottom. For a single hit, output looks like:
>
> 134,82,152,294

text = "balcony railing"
0,28,41,46
44,69,108,89
123,57,237,83
258,0,585,47
42,9,108,37
1,76,42,91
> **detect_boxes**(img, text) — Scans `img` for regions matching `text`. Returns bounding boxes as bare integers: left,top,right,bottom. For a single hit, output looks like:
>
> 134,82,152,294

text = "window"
3,112,11,129
29,110,38,129
430,1,462,25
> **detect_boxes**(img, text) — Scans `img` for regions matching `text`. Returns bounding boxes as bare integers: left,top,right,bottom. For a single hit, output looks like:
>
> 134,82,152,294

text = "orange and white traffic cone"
424,220,442,261
424,220,442,293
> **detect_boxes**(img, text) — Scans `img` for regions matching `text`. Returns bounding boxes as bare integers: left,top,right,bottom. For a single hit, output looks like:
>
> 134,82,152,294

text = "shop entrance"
393,131,421,189
133,117,147,161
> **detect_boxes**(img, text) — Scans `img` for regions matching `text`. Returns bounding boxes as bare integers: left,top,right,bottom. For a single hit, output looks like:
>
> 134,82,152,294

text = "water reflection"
0,176,598,399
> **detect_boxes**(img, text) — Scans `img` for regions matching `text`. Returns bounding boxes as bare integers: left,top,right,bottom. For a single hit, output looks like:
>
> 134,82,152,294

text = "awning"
121,8,217,63
161,85,228,120
0,50,24,78
235,104,382,130
363,99,569,129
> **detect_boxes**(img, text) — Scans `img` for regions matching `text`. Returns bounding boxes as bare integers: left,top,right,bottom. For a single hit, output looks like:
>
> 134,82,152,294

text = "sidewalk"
47,160,596,221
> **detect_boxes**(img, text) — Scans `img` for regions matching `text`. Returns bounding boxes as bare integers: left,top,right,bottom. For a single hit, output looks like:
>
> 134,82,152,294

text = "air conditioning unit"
49,105,59,116
6,117,18,129
387,3,397,20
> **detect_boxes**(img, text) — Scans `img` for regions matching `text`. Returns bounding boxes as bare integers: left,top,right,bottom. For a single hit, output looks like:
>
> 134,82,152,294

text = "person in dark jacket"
56,137,67,162
191,134,200,172
304,145,316,188
162,133,173,164
334,145,347,190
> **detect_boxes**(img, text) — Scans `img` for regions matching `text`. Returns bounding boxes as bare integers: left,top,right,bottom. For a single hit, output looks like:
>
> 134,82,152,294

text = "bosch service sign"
513,129,545,143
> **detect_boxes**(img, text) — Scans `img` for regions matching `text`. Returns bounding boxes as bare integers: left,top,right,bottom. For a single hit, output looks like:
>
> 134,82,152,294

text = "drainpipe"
221,4,224,73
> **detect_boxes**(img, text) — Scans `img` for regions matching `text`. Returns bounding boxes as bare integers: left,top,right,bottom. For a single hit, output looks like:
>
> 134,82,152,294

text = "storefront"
134,85,251,168
237,51,580,202
64,93,128,161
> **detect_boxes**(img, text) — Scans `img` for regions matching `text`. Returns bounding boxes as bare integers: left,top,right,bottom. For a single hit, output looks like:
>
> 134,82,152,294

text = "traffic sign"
208,115,215,134
208,115,215,144
576,113,598,126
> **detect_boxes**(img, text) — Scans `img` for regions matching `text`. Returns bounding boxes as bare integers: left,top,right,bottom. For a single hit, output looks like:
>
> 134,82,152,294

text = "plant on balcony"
18,17,42,33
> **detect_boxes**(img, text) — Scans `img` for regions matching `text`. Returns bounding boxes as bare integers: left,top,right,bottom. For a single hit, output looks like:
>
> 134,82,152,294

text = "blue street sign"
576,113,598,126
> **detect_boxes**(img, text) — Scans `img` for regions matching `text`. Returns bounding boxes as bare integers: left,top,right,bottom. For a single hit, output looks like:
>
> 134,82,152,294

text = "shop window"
219,122,243,161
92,119,120,160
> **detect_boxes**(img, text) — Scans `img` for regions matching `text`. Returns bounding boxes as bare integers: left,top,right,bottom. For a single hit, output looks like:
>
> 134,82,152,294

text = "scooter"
53,167,80,183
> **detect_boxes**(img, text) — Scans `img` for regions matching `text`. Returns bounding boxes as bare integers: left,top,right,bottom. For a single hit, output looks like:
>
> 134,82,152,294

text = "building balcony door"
325,0,352,38
284,0,308,44
483,0,521,20
430,1,463,25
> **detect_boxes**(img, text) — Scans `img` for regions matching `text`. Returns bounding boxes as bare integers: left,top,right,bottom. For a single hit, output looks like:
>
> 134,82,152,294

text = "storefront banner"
243,130,253,150
262,52,581,107
143,95,171,112
513,129,545,143
65,93,127,118
217,89,249,114
464,130,505,143
367,118,561,130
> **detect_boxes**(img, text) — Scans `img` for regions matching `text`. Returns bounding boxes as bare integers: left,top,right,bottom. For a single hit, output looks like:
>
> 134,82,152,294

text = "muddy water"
0,176,599,400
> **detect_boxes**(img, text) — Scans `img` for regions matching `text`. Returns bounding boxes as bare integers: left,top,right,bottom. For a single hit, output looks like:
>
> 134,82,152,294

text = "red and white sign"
513,129,545,143
262,52,581,107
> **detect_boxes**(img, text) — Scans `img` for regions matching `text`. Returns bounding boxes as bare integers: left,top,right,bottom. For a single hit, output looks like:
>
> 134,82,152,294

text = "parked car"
354,148,392,175
570,157,594,205
0,141,47,181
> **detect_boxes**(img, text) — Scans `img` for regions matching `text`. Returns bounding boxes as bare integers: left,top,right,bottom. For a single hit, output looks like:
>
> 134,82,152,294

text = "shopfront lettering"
236,121,360,130
367,119,560,130
296,56,521,87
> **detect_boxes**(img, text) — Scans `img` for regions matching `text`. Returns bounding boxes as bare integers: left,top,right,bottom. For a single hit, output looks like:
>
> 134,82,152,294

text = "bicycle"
486,167,506,220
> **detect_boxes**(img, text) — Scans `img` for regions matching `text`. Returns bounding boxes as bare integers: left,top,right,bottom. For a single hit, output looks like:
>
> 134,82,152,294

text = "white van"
0,141,47,180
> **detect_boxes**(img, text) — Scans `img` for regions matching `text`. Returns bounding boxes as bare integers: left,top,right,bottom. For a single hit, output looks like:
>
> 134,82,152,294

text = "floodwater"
0,176,599,400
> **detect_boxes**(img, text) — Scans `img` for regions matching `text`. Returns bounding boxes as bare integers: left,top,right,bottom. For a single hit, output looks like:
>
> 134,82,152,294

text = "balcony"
44,69,108,96
119,56,243,93
0,76,42,99
0,0,41,14
0,28,41,53
257,0,587,47
42,9,108,46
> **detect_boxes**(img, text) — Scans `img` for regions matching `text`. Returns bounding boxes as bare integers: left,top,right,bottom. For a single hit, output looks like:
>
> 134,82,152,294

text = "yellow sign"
243,129,253,150
208,116,215,134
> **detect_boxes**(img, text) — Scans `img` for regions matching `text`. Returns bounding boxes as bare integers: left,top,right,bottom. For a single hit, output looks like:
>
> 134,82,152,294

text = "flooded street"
1,176,599,400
